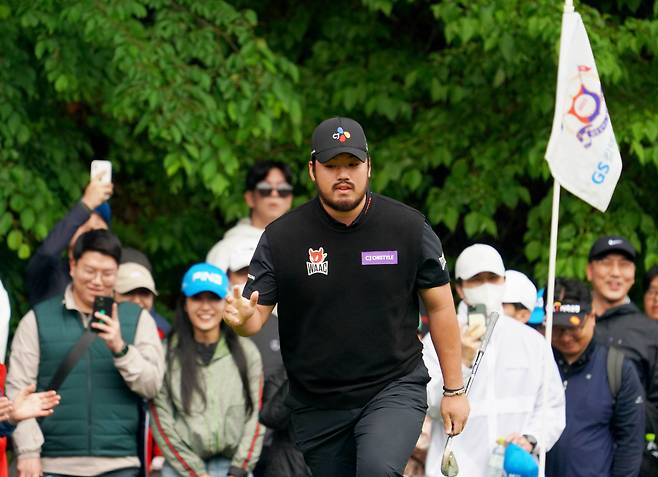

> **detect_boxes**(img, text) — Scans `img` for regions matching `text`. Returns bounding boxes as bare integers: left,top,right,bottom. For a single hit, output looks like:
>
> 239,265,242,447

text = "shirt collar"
63,284,82,312
315,191,374,229
554,339,596,375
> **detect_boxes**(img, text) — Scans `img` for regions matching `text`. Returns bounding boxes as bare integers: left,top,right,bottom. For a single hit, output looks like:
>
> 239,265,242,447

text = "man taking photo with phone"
25,168,114,307
7,229,165,477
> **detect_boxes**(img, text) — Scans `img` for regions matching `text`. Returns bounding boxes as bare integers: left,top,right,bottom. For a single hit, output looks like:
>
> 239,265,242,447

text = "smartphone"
90,160,112,184
91,296,114,331
467,304,487,329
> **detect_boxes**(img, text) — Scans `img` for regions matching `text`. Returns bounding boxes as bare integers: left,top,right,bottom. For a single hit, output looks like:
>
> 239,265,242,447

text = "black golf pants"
289,362,429,477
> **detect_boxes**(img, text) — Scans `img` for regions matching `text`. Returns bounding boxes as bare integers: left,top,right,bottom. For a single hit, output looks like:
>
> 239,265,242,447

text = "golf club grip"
464,312,500,394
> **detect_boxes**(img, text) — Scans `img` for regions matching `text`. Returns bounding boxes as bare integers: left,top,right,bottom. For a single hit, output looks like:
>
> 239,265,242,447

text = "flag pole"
538,2,572,473
538,179,560,476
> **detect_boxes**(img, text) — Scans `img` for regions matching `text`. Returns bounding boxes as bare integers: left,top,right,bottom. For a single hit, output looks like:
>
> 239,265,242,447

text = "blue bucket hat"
181,263,229,299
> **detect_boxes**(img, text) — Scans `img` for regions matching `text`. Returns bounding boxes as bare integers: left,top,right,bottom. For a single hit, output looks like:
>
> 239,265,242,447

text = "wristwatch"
112,343,129,358
523,434,538,453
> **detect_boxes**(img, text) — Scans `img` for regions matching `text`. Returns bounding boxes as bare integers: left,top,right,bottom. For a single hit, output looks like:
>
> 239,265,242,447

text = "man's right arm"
25,203,90,305
29,202,90,259
611,359,646,477
6,311,44,475
224,233,277,336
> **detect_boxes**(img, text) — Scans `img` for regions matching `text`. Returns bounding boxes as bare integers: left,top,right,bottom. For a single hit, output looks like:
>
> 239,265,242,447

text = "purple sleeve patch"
361,251,398,265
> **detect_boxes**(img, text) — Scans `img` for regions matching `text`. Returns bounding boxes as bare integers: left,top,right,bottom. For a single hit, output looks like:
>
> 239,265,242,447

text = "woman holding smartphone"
149,263,263,477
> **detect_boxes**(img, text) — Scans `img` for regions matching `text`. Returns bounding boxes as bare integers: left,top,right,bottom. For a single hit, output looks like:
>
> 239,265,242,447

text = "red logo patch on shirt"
307,247,329,276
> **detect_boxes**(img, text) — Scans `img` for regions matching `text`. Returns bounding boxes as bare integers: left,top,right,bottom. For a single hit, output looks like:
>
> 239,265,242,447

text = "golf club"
440,312,500,477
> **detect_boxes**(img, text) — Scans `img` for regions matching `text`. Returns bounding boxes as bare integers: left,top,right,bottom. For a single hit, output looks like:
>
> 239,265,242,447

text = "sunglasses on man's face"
255,182,293,198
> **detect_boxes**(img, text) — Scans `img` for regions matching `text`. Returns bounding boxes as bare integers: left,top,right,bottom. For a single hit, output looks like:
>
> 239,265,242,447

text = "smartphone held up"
90,160,112,184
91,296,114,332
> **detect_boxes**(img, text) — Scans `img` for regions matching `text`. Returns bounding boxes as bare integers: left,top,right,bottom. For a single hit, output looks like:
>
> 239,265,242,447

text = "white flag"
545,9,622,212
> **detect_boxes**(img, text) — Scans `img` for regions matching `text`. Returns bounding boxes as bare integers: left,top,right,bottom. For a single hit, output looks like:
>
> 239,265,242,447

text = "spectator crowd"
1,151,658,477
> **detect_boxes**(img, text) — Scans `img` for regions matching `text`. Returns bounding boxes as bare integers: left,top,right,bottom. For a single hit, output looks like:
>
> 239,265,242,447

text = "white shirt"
423,306,565,477
206,218,264,272
0,279,9,363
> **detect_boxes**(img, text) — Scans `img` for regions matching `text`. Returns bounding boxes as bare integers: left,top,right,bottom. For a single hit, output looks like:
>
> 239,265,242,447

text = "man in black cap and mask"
223,117,468,477
587,235,658,476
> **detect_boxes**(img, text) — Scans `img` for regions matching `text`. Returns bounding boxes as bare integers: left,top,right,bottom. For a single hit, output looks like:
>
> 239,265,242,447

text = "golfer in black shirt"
224,117,469,477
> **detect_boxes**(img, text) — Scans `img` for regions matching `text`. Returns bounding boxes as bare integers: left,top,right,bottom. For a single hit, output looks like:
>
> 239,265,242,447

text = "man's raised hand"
223,285,259,329
82,174,113,210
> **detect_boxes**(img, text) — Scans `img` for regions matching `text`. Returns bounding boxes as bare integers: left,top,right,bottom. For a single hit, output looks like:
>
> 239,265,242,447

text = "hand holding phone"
467,304,487,331
90,297,126,355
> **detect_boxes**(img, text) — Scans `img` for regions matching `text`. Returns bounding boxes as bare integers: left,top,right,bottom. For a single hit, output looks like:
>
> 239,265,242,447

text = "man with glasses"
546,278,644,477
207,161,294,272
7,230,164,477
587,235,658,476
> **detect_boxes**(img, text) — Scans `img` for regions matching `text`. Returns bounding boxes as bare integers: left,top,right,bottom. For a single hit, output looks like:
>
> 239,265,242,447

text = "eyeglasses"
255,182,293,198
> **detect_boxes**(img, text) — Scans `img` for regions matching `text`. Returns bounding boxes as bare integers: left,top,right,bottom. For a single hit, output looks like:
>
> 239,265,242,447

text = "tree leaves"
2,0,658,318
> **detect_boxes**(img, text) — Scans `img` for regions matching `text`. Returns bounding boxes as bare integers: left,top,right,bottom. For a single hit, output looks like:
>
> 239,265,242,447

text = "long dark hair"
166,295,254,415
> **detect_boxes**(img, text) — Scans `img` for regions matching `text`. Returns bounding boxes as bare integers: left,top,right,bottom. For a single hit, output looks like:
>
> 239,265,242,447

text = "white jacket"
422,306,565,477
206,218,264,272
0,279,8,363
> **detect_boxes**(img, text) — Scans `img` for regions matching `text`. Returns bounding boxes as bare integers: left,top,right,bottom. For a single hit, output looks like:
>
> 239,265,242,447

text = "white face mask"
462,283,505,315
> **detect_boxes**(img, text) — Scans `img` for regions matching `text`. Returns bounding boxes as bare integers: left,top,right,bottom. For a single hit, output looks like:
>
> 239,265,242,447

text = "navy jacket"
25,202,91,307
546,341,645,477
594,303,658,436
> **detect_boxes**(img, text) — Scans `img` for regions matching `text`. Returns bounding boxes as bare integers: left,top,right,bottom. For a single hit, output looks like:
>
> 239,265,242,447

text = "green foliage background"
2,0,658,322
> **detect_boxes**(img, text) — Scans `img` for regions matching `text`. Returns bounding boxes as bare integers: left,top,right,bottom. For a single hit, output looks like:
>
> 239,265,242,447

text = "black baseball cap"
311,117,369,163
588,235,636,262
550,300,592,328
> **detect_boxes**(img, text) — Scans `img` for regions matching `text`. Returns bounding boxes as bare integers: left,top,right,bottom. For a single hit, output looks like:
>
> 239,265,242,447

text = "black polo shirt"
244,193,449,408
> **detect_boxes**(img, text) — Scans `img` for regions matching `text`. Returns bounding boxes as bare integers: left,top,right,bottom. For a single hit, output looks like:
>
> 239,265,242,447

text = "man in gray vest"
7,229,165,477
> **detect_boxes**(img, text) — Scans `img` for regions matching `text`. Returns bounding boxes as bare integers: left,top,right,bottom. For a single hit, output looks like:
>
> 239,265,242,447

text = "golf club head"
441,450,459,476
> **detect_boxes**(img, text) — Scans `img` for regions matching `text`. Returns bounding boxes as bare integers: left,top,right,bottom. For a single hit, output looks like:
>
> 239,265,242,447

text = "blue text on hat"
181,263,229,298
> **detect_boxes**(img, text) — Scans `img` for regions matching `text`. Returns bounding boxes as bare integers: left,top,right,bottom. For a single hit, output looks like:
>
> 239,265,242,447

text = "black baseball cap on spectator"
311,117,369,163
551,300,592,328
588,235,636,262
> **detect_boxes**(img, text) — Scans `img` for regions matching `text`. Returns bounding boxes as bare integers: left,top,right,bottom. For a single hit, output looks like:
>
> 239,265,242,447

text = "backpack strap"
47,329,97,391
607,346,625,400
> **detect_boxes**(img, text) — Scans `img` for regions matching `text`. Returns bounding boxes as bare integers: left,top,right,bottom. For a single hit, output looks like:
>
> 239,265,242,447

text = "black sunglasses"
255,182,293,198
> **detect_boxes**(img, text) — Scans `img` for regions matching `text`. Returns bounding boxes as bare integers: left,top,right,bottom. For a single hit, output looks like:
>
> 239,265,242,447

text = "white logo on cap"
192,271,223,285
608,239,623,246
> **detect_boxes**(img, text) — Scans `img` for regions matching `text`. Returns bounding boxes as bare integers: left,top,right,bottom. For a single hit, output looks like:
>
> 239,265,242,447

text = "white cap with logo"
455,244,505,280
502,270,537,312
